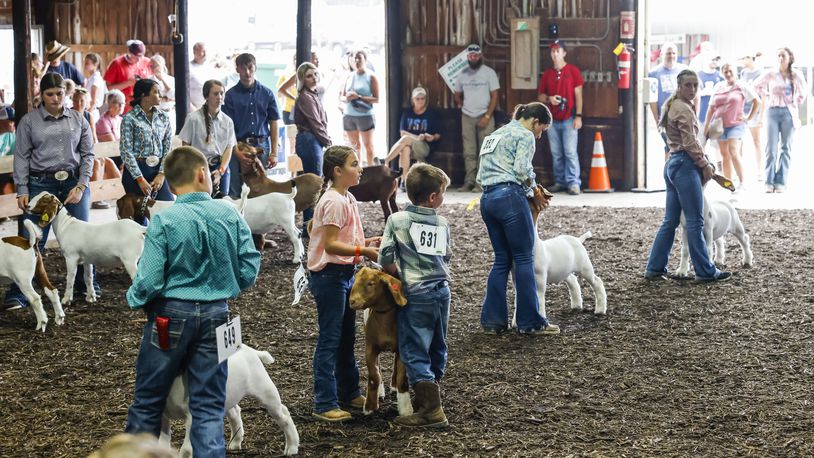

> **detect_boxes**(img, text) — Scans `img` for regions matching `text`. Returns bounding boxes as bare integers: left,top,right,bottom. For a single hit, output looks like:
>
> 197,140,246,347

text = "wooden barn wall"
400,0,629,188
50,0,175,74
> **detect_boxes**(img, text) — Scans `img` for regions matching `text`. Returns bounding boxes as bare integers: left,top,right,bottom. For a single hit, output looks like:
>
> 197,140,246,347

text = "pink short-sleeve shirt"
307,189,365,272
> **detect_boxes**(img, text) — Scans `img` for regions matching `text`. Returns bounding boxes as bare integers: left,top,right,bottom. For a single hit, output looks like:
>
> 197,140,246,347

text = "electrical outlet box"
642,77,658,103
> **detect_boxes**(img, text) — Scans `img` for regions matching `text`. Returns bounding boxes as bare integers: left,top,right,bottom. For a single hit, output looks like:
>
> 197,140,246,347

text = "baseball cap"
550,39,566,51
466,44,482,55
411,87,427,99
127,39,146,56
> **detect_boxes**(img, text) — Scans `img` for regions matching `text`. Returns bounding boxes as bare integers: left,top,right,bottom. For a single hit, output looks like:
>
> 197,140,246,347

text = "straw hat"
45,40,70,62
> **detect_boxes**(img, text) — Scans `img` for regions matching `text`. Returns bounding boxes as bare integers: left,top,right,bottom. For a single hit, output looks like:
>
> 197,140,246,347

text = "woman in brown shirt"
644,69,731,283
294,61,332,234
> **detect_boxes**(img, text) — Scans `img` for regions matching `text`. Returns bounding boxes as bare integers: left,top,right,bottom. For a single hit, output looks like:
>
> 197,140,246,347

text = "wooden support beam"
173,0,189,134
385,0,404,150
296,0,312,67
12,0,32,123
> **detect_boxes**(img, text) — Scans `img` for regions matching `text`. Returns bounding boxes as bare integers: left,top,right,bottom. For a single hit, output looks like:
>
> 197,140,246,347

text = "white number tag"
409,222,447,256
292,263,308,305
215,316,242,363
479,134,502,156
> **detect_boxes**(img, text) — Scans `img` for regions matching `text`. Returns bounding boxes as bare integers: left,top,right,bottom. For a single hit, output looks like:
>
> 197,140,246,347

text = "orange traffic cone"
585,131,613,193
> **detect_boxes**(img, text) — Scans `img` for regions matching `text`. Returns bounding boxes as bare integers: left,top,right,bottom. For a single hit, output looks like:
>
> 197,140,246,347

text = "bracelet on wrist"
355,245,361,257
136,176,146,184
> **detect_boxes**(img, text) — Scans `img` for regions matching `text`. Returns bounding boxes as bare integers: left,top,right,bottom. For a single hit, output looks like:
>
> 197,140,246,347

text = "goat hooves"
36,320,48,332
284,445,299,456
55,314,66,325
227,442,242,451
85,292,97,303
61,296,73,306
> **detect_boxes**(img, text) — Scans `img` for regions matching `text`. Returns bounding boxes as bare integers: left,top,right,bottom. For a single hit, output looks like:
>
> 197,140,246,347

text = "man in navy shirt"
223,53,281,198
44,41,85,87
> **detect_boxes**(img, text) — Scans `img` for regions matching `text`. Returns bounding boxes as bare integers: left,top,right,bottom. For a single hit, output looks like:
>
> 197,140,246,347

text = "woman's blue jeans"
480,183,548,332
5,174,95,306
121,161,175,226
309,264,361,413
125,299,228,457
645,152,719,280
296,131,324,231
764,107,795,187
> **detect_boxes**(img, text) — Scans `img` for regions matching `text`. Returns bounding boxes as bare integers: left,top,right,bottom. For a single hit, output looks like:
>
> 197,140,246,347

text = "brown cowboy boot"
394,381,448,428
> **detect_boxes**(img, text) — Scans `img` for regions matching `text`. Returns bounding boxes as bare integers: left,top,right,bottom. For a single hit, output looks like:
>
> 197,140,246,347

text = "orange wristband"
355,245,361,257
136,176,146,184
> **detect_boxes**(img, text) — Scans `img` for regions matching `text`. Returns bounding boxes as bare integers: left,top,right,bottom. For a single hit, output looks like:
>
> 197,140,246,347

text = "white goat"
28,191,147,305
223,186,303,263
160,344,299,457
676,196,754,277
0,219,63,331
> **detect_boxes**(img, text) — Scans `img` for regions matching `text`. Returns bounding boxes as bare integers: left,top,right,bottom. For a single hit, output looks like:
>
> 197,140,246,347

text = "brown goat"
348,267,414,416
235,142,322,212
116,194,175,221
349,166,402,221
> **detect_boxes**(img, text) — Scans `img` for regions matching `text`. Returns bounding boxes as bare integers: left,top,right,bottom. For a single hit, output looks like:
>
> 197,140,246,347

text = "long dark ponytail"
201,79,224,144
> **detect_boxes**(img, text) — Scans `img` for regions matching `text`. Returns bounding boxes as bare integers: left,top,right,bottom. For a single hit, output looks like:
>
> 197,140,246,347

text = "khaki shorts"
410,140,431,160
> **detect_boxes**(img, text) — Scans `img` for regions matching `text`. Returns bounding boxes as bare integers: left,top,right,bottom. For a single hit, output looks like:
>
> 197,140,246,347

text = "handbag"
350,98,373,112
707,116,724,140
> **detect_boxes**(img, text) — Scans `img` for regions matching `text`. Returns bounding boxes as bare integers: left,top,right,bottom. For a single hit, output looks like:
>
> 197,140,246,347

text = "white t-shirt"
189,61,218,110
454,65,500,117
178,109,237,161
84,70,107,110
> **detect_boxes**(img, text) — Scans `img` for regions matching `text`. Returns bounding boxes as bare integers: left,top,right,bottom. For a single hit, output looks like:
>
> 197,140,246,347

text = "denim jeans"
480,183,548,332
547,117,581,187
645,152,719,280
122,161,175,226
397,283,450,386
764,107,795,187
5,174,95,305
228,138,271,198
126,299,229,458
296,131,325,230
309,264,361,413
208,162,231,198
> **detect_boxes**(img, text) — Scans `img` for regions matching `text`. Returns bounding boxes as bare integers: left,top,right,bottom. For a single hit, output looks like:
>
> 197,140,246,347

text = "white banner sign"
437,49,470,92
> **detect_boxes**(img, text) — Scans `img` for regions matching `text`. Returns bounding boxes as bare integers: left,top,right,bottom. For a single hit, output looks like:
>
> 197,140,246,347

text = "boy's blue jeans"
309,264,362,413
398,283,450,386
126,299,229,458
645,152,719,280
5,174,95,306
480,182,549,332
547,117,581,187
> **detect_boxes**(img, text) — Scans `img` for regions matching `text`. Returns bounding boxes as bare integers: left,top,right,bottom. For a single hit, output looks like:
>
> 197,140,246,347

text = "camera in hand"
558,96,568,112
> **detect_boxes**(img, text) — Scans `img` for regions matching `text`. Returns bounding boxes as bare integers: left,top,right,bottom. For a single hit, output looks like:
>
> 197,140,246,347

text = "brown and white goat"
0,219,63,331
349,165,402,221
235,142,322,212
349,266,413,416
116,194,175,221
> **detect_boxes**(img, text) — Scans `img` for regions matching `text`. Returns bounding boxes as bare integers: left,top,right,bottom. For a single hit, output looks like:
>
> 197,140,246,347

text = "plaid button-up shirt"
379,205,451,296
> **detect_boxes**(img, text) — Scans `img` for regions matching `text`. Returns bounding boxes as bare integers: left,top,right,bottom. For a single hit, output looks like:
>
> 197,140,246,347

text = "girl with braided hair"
307,145,380,422
645,70,731,283
179,79,236,197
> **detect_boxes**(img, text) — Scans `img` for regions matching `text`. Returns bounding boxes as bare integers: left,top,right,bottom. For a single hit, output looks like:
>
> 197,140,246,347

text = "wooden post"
173,0,189,134
385,0,404,151
296,0,312,67
620,0,636,191
12,0,32,123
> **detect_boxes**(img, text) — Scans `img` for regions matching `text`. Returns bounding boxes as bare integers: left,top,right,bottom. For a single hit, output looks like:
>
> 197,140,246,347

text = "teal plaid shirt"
126,192,261,309
120,104,173,179
378,205,451,296
476,119,538,196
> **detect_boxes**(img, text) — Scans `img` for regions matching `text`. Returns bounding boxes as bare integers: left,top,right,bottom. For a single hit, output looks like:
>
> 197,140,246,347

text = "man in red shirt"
103,39,153,113
537,39,584,195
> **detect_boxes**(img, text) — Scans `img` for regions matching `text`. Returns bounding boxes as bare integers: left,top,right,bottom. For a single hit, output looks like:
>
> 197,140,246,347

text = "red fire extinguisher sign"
618,47,631,89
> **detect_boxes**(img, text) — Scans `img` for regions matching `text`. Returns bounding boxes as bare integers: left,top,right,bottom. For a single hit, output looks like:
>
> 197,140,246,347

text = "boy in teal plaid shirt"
378,163,451,428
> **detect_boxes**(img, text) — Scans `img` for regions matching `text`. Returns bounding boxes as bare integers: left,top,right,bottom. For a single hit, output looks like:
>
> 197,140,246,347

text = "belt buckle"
54,170,69,181
145,156,160,167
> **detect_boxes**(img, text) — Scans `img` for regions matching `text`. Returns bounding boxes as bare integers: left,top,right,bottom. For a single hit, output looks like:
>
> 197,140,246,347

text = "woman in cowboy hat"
44,40,84,86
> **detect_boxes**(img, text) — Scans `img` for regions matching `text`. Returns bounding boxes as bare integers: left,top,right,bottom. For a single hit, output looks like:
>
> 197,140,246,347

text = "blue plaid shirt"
126,192,261,309
120,105,173,179
476,119,538,196
379,205,452,296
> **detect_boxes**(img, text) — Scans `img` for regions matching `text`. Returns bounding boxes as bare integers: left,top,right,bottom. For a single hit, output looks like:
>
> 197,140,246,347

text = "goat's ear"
384,277,408,306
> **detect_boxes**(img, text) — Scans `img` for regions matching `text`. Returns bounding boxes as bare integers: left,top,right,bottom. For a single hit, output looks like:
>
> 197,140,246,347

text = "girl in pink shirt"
308,145,380,422
704,62,760,187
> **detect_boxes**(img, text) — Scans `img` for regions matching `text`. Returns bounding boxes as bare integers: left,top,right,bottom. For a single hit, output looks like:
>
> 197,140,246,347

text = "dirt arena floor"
1,203,813,457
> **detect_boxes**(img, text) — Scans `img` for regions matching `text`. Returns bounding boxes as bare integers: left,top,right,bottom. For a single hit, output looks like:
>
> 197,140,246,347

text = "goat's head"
116,194,152,221
349,267,408,312
28,192,62,228
527,184,553,224
236,142,266,177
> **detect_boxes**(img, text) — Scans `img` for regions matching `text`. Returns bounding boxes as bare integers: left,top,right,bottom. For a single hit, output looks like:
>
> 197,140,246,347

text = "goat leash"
140,190,158,217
